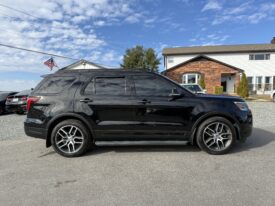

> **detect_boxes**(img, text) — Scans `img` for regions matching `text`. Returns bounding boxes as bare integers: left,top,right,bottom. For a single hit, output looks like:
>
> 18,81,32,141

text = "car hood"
196,94,244,102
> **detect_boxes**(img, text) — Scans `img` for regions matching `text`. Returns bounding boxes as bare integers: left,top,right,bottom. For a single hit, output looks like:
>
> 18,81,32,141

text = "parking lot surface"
0,102,275,206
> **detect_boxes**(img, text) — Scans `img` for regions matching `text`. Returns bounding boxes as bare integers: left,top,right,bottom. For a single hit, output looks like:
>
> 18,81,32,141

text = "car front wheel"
196,117,236,155
51,119,92,157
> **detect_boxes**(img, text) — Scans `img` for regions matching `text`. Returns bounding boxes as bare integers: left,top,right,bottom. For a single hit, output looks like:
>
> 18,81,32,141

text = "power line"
0,3,41,20
0,43,79,60
0,42,120,68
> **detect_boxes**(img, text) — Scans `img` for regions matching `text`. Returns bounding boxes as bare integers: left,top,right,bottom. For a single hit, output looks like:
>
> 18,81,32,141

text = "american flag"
44,57,58,70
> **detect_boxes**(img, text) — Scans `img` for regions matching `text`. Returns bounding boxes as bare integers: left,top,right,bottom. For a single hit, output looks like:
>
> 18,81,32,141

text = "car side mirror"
169,88,180,96
168,88,183,101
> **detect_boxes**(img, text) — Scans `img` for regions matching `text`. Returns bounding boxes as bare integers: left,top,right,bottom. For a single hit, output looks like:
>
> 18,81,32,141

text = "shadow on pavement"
232,127,275,153
88,144,200,156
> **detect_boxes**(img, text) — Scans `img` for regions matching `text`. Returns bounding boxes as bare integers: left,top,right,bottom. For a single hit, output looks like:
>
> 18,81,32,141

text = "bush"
199,77,206,89
237,73,249,98
214,86,223,95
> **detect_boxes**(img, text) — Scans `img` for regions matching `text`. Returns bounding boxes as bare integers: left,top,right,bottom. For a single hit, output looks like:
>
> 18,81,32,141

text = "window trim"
182,73,201,84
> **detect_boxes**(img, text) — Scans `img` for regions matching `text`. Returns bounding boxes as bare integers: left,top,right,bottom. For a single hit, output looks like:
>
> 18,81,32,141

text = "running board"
95,140,189,146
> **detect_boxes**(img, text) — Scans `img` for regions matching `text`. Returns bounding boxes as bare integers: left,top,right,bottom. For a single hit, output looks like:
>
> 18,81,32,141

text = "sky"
0,0,275,91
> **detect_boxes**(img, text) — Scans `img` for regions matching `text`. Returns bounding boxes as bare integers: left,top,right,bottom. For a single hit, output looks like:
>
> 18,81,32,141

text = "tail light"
20,96,28,101
26,96,40,111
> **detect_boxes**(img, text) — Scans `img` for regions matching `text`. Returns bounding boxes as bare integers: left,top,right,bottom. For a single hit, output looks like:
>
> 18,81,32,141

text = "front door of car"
76,75,137,141
130,74,194,140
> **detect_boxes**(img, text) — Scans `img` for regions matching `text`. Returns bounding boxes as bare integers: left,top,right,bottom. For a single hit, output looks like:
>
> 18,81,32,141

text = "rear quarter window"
35,76,76,94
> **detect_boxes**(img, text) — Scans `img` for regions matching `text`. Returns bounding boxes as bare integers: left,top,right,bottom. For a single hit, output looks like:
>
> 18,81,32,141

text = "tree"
199,76,206,89
121,45,160,73
237,73,249,98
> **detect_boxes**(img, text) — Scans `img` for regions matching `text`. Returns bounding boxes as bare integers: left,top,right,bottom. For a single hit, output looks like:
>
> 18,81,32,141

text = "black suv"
25,69,252,157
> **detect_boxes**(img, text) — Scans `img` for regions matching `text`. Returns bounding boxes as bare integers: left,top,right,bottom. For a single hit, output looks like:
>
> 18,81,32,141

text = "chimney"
271,37,275,44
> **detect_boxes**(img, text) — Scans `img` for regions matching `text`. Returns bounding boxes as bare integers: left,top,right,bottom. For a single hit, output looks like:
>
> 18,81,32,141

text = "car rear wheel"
273,94,275,102
51,119,92,157
196,117,236,155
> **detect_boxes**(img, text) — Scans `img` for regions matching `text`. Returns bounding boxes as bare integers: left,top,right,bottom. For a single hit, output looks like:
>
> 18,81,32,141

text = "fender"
46,112,96,147
189,111,240,145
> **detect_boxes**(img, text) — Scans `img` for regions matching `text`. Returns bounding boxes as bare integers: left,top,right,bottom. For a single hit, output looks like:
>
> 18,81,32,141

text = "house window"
256,76,262,90
265,76,272,91
182,73,200,84
247,76,253,92
249,54,270,60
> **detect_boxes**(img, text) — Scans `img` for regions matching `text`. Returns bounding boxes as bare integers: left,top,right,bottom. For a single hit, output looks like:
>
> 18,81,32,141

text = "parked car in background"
271,90,275,102
25,69,252,157
180,84,206,94
6,90,31,114
0,91,18,115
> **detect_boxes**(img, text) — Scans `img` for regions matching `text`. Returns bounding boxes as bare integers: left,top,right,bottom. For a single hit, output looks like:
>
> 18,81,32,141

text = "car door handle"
138,99,151,104
80,98,93,103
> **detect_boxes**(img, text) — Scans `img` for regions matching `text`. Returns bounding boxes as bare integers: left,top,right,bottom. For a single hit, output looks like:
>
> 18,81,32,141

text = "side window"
36,76,75,94
84,79,95,94
133,75,174,96
91,77,127,95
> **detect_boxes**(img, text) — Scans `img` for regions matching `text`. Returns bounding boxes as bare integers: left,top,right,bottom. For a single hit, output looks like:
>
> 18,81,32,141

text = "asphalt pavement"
0,102,275,206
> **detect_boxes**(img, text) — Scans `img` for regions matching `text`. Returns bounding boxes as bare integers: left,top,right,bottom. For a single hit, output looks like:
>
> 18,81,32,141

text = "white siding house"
163,40,275,95
59,59,105,71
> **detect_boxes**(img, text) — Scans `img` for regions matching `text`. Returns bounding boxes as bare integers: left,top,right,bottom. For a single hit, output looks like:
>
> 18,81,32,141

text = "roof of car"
55,69,157,75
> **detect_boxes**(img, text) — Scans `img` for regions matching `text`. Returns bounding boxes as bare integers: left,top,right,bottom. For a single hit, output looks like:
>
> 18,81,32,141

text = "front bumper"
236,109,253,142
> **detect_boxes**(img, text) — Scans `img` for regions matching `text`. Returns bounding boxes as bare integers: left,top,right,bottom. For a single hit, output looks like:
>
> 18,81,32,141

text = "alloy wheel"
202,122,233,152
55,125,84,154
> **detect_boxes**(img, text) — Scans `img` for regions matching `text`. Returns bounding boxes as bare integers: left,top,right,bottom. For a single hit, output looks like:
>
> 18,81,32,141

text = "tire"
16,111,24,115
273,94,275,102
51,119,92,157
0,107,4,115
196,117,236,155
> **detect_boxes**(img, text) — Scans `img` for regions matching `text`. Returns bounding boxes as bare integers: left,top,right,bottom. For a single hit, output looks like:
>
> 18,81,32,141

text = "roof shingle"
163,44,275,55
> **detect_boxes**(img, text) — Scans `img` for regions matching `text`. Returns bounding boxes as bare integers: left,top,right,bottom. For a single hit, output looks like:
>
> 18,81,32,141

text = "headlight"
234,102,249,111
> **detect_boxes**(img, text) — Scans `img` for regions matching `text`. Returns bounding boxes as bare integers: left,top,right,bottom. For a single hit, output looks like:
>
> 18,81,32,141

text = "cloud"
210,1,275,25
201,0,222,12
0,79,40,91
0,0,149,74
189,33,230,46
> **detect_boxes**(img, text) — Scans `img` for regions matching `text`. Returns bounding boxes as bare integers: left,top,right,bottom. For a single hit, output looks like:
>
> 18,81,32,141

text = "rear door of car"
76,74,138,141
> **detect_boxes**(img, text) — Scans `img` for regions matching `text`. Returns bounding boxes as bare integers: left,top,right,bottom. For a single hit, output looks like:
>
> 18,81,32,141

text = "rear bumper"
24,122,47,140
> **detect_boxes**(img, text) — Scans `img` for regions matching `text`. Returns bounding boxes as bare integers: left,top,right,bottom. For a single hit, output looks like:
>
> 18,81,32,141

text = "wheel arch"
46,113,95,147
190,112,240,145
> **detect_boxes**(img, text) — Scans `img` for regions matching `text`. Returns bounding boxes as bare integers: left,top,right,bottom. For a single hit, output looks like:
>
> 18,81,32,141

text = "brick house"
162,39,275,95
162,55,243,94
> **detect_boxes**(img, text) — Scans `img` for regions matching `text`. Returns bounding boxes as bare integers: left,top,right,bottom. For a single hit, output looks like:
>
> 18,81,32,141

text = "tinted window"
184,85,202,92
133,75,174,96
84,79,95,94
36,76,75,94
93,77,127,95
